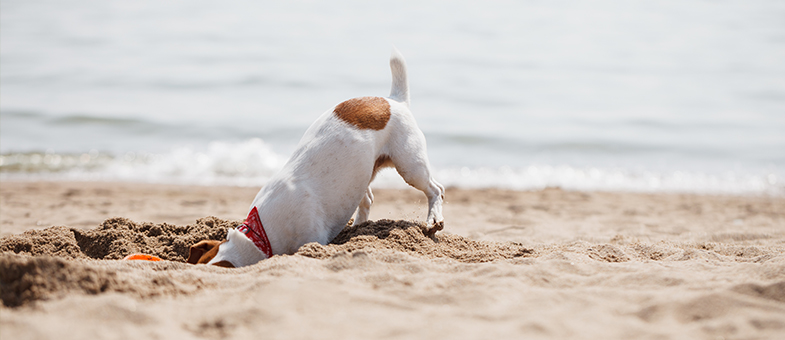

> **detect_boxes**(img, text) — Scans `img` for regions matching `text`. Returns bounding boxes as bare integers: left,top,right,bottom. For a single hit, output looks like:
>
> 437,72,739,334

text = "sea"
2,0,784,195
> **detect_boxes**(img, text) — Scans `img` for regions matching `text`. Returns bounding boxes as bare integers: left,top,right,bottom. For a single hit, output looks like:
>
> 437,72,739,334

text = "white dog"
187,49,445,268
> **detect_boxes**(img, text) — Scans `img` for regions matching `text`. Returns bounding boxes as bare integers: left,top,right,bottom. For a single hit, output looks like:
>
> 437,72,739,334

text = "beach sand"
1,181,784,339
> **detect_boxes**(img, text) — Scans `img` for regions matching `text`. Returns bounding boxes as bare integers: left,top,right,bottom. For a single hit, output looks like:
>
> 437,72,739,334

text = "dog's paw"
423,221,444,239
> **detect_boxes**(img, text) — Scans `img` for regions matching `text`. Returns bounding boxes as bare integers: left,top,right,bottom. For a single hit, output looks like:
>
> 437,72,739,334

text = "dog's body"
187,50,445,267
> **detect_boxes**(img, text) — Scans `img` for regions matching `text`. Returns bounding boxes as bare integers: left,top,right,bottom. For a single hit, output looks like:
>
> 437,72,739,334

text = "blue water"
2,0,784,194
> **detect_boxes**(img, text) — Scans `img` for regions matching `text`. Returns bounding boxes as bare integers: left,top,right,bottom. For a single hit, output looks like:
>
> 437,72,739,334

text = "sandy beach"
1,181,784,339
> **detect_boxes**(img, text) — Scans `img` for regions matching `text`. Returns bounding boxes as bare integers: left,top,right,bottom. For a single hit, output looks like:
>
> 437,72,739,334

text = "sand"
1,181,784,339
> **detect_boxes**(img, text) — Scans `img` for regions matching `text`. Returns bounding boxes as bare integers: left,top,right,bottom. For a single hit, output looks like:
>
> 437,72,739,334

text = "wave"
431,166,782,195
0,139,287,186
2,139,782,195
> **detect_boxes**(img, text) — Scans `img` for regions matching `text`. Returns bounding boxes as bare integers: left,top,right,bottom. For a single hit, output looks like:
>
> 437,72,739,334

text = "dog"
186,49,445,268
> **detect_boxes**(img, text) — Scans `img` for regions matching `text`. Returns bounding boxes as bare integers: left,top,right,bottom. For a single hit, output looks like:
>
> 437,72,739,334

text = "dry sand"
1,181,784,339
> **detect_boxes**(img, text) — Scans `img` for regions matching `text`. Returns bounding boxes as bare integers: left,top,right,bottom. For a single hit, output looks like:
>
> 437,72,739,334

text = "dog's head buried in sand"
187,49,445,268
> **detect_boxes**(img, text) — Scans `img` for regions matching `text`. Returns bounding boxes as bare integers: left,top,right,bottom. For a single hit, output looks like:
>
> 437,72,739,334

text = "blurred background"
1,0,783,194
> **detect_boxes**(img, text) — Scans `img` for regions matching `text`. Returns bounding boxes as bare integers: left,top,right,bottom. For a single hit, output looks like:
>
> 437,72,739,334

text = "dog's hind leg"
354,186,374,225
390,134,445,236
400,169,445,237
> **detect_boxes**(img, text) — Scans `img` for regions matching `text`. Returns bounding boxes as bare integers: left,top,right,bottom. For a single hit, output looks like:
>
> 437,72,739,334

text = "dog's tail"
389,47,410,106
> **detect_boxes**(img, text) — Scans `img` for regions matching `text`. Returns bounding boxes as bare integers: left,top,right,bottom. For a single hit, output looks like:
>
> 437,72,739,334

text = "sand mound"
297,219,533,262
0,217,534,308
0,217,235,307
0,255,121,308
1,217,532,264
1,217,232,261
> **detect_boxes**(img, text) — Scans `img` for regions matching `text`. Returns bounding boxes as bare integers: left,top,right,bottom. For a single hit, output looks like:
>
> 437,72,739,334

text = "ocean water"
2,0,784,194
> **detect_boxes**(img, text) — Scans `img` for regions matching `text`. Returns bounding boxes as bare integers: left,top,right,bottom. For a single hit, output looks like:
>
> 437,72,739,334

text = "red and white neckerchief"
236,206,273,258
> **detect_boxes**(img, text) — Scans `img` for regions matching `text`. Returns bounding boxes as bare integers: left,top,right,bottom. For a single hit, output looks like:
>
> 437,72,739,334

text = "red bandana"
236,206,273,258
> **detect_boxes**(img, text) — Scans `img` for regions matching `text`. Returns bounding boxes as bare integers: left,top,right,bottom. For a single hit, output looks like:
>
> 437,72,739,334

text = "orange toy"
123,254,163,261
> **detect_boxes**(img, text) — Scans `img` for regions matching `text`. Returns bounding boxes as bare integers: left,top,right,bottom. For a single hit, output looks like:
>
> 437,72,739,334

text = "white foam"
439,166,782,195
0,138,287,187
2,139,782,196
369,165,783,195
103,138,287,186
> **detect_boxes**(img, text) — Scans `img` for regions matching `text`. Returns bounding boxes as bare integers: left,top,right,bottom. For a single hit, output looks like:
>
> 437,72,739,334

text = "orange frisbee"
123,254,163,261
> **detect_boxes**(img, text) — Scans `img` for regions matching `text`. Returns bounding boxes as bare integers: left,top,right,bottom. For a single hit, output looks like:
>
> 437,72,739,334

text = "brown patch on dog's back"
333,96,391,130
